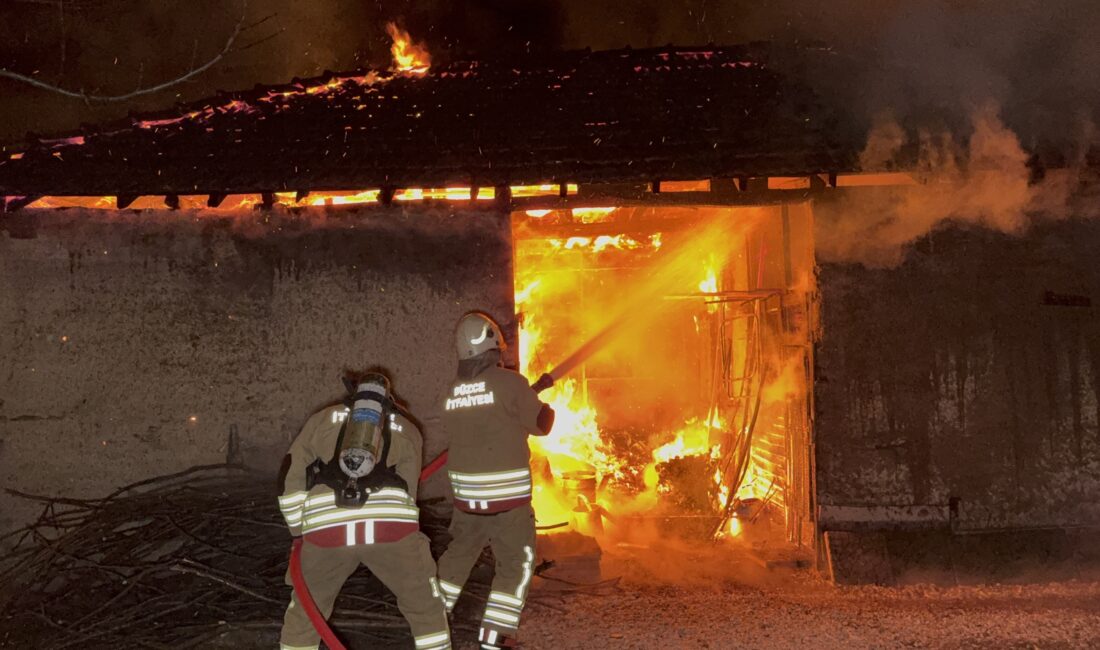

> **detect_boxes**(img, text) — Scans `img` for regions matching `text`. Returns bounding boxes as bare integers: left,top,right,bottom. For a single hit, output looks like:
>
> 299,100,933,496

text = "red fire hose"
289,538,347,650
420,450,449,482
289,377,546,644
289,453,449,647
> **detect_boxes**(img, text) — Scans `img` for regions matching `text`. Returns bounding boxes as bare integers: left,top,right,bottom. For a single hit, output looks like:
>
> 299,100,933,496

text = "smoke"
815,105,1089,268
597,529,791,588
3,1,1097,269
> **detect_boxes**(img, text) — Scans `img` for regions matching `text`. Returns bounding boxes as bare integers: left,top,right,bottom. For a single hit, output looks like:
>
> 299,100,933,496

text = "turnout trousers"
436,505,537,648
280,531,451,650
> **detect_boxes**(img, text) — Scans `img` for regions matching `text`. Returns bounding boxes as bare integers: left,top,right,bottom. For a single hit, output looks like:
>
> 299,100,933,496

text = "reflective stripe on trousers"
436,506,536,646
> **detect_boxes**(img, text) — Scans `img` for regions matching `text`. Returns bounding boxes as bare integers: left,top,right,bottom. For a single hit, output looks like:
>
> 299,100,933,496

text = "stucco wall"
0,205,514,533
814,220,1100,530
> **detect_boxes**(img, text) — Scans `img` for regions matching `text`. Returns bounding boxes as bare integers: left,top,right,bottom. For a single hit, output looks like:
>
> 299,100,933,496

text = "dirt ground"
457,543,1100,650
137,570,1100,650
6,498,1099,650
511,576,1100,650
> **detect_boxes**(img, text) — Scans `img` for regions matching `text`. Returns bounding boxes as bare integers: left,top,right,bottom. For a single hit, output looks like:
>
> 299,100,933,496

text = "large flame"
386,23,430,76
513,203,814,546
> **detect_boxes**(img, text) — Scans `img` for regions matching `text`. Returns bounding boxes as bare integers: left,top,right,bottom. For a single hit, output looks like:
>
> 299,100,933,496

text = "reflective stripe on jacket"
280,485,421,546
448,468,532,514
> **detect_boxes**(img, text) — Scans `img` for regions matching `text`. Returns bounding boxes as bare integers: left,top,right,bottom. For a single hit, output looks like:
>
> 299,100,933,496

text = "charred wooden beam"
207,193,227,208
379,186,396,205
513,189,803,211
577,183,647,201
260,192,275,210
2,195,40,212
494,185,512,210
745,177,770,192
710,178,738,195
164,194,180,210
116,194,138,209
295,190,310,202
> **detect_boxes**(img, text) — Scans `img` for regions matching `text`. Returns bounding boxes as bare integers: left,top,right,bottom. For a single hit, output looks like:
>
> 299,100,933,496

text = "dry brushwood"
0,464,471,649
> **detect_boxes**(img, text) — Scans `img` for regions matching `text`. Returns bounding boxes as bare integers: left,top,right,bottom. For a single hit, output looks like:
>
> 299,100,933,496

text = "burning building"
2,32,1099,586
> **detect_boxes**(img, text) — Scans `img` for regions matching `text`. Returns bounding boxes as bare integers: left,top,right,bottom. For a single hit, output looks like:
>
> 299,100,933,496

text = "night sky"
1,0,1098,150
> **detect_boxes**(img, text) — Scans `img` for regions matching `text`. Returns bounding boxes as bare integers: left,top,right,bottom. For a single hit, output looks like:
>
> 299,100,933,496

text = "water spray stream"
538,216,750,388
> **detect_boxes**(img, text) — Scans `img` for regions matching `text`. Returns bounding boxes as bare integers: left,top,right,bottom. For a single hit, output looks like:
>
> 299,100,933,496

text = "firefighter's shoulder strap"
309,412,350,489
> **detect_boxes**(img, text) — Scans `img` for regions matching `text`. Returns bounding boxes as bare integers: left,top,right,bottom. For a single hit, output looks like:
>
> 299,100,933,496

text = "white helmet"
455,312,506,360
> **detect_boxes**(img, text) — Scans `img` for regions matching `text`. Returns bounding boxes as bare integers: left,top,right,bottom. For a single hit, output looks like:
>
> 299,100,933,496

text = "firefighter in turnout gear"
436,313,555,649
278,371,451,650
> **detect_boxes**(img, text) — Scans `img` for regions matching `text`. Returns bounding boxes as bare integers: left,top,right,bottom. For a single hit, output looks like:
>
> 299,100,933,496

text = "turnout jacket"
279,404,423,547
441,365,546,514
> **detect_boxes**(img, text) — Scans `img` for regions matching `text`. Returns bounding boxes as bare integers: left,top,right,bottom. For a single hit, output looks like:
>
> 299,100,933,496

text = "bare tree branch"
237,30,285,53
0,0,249,103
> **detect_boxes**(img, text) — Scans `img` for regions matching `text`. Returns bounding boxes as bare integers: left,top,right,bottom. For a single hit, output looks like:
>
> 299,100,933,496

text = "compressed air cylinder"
338,374,389,479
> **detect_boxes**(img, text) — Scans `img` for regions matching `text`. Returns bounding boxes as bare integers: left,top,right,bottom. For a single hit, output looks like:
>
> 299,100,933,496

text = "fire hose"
292,228,733,641
289,537,347,650
289,373,559,645
288,452,456,649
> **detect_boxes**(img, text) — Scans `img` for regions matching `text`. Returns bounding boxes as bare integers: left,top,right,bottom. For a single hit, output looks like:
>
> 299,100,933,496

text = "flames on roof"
0,42,849,201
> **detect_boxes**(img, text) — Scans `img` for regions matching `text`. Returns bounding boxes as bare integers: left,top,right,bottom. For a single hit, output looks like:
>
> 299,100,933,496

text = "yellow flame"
698,256,719,293
514,280,541,306
386,23,430,75
572,207,617,223
512,205,808,544
545,234,660,253
715,469,731,509
652,418,717,463
275,190,380,206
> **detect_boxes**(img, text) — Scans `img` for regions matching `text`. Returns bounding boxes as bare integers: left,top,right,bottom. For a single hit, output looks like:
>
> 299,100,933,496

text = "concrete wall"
814,219,1100,531
0,206,514,533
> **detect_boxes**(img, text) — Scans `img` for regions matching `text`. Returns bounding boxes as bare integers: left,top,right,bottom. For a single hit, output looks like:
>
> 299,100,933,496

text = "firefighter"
436,312,555,650
278,370,451,650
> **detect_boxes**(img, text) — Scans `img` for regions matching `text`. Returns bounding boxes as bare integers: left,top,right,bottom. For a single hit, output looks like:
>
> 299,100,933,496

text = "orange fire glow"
17,183,581,213
386,23,430,76
513,203,814,545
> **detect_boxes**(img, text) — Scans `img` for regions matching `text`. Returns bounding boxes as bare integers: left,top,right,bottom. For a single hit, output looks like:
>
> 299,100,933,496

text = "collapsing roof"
0,44,851,200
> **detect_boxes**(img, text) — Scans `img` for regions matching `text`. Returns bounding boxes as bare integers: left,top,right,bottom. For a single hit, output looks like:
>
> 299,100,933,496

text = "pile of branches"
0,465,464,649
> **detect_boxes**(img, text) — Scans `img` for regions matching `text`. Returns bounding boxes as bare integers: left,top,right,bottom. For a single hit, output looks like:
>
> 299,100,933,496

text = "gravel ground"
511,577,1100,649
444,543,1100,650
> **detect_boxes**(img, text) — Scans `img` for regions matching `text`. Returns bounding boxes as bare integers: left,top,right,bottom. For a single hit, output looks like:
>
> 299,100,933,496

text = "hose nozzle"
531,372,554,393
